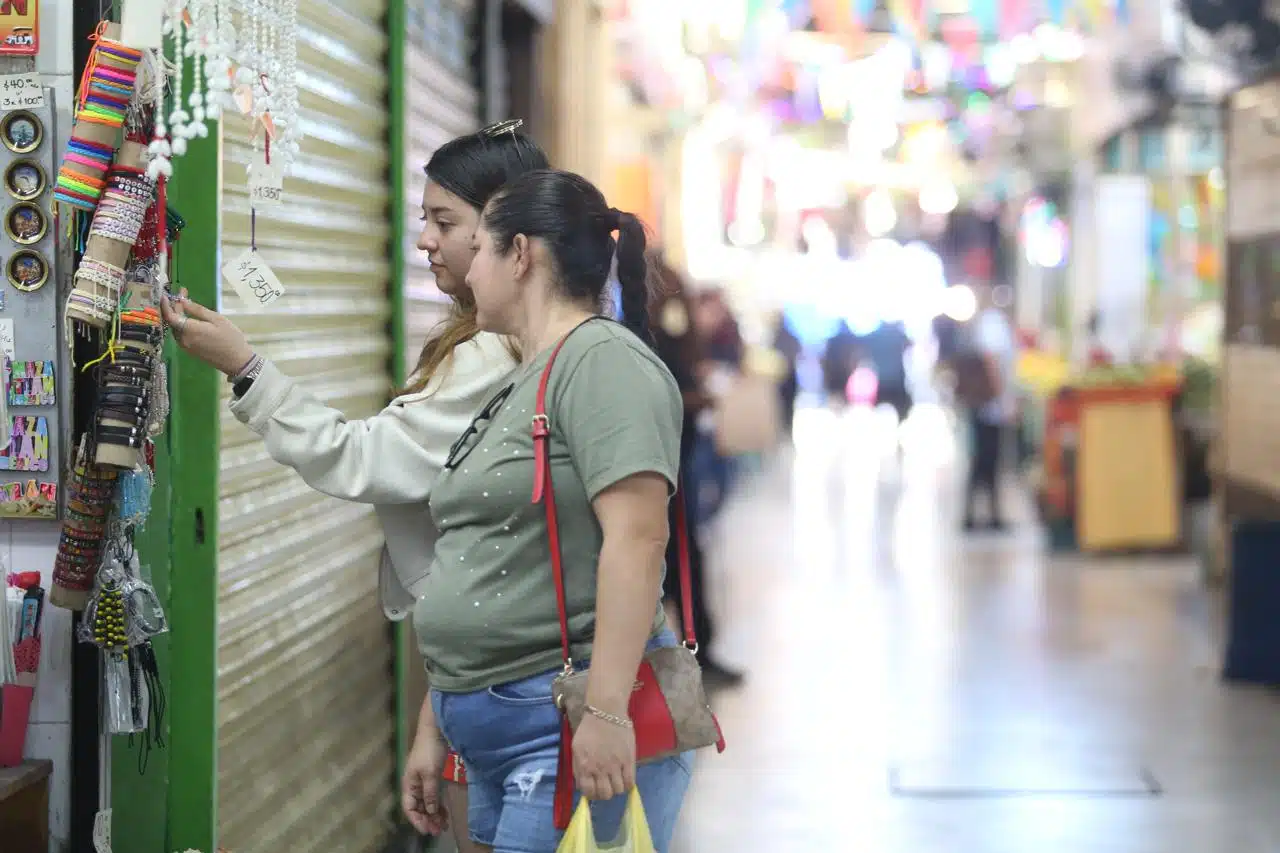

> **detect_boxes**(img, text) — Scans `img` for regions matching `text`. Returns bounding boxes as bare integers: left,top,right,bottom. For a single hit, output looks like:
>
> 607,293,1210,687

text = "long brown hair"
400,123,547,395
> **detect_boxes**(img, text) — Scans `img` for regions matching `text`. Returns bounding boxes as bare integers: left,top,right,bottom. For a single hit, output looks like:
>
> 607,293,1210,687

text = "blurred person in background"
822,320,859,404
696,288,745,368
771,312,801,437
650,256,746,687
963,282,1017,532
863,319,913,424
690,288,743,521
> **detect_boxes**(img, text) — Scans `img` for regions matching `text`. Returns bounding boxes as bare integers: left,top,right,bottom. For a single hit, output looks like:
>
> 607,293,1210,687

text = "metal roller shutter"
216,2,395,851
402,0,480,375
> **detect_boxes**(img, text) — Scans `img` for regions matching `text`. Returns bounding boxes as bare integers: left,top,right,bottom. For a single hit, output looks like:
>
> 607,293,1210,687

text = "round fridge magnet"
4,160,45,201
6,203,46,245
8,250,48,292
2,112,42,154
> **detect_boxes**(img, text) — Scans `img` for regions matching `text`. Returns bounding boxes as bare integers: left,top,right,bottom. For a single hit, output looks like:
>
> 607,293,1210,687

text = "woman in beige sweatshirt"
162,123,546,852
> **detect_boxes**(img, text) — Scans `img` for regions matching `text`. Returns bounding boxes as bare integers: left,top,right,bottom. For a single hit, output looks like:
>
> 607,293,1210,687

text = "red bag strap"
530,325,698,671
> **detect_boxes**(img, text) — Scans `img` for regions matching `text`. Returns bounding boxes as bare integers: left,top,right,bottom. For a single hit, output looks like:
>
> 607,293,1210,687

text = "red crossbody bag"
531,327,726,830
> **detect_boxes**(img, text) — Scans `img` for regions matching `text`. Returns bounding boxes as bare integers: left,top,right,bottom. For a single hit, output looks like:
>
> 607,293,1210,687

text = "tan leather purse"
530,321,726,830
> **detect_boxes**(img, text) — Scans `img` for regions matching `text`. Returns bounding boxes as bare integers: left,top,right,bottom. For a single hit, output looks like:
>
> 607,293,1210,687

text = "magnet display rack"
0,94,61,521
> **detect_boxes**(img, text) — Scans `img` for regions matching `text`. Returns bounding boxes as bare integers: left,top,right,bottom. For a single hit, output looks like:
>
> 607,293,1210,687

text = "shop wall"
542,0,608,181
0,3,80,850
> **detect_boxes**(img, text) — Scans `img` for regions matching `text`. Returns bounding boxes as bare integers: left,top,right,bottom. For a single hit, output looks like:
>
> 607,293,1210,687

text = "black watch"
231,357,264,398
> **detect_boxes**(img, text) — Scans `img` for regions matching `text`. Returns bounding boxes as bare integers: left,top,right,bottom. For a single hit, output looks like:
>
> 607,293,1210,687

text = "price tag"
222,248,286,312
247,162,283,208
0,74,43,112
0,319,13,361
92,809,112,853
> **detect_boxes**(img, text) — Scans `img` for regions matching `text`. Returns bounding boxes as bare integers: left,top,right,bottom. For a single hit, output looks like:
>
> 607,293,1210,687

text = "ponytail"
481,169,657,343
613,210,653,343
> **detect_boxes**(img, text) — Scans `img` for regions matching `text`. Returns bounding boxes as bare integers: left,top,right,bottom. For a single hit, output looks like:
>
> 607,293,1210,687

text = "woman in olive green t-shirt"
405,169,692,852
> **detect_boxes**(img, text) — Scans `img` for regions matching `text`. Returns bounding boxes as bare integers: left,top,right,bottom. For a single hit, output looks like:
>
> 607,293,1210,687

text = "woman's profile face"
417,181,481,296
464,223,520,332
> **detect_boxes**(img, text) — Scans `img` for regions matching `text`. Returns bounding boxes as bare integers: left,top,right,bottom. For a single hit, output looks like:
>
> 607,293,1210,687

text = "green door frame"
387,0,411,788
110,128,222,853
110,6,410,850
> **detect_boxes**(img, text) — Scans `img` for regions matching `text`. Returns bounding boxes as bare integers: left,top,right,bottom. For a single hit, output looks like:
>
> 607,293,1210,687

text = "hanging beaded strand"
203,0,226,123
149,6,178,179
279,0,300,169
168,0,189,157
185,0,211,141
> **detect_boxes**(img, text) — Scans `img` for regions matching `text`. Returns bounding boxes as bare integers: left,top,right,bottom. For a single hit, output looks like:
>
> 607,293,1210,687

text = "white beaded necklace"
148,0,301,178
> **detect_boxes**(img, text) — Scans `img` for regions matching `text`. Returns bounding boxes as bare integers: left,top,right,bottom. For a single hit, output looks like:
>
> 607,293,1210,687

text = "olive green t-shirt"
414,320,682,693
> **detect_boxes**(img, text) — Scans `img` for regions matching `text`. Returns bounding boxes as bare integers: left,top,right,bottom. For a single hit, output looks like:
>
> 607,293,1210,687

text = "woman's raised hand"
160,288,257,376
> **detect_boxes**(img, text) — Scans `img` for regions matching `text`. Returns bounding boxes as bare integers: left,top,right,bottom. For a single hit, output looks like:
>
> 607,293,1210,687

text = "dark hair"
425,125,549,208
482,169,654,341
403,124,549,394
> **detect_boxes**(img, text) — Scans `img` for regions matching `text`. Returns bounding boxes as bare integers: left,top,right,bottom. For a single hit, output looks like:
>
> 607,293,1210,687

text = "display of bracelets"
53,459,120,606
88,167,154,246
93,344,156,465
67,258,127,327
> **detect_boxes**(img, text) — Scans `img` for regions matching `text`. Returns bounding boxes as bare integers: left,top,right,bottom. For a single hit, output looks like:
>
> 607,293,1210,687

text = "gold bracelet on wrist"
584,704,633,729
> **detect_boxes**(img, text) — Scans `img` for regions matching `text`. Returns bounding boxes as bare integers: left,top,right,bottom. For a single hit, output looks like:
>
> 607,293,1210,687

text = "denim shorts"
430,631,694,853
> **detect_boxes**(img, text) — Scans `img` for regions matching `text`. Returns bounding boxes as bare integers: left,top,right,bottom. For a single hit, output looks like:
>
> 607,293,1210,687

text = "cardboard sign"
248,161,283,208
120,0,163,48
0,73,42,111
222,248,285,312
7,359,53,405
0,414,48,471
0,0,37,56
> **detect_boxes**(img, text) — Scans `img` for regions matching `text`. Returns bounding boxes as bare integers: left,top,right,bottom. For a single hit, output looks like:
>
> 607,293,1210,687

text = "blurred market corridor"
669,405,1280,853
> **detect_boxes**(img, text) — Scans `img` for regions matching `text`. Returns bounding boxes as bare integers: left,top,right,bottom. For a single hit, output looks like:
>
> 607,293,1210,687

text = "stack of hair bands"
53,35,143,211
54,138,114,210
78,41,142,129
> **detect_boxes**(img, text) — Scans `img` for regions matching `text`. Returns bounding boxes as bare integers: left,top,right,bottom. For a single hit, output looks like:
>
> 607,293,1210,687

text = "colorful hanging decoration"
149,0,302,179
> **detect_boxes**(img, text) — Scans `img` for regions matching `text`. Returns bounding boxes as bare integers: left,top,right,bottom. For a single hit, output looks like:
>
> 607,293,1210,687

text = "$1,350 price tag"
247,162,284,208
222,248,286,312
0,75,44,112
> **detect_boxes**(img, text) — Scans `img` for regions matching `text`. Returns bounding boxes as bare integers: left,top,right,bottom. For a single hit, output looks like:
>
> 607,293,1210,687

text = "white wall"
5,2,77,851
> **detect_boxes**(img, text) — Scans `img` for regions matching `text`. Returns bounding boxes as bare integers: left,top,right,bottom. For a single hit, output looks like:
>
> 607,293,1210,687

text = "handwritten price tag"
0,318,14,361
222,248,286,312
247,162,283,208
0,74,43,112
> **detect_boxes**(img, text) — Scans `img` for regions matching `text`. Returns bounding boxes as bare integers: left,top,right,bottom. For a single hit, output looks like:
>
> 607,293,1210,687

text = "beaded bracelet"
66,290,118,327
75,257,127,289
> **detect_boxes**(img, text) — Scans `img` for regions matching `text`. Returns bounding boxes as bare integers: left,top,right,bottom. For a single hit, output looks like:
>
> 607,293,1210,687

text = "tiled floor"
671,405,1280,853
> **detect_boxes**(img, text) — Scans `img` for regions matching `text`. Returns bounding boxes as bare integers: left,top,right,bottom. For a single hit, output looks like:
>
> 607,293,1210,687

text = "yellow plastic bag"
555,788,655,853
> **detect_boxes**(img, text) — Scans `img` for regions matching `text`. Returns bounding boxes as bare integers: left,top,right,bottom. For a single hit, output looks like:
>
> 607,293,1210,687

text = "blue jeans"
430,632,694,852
